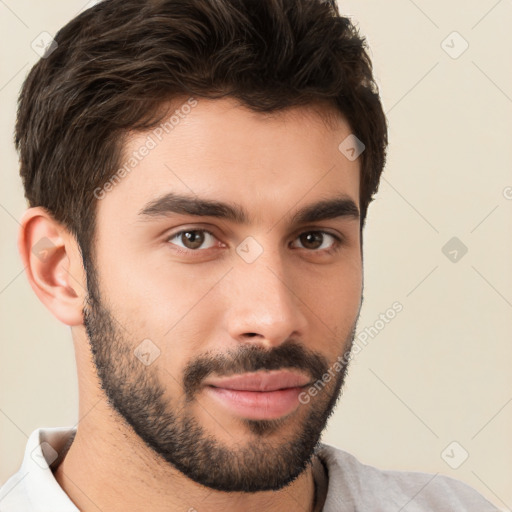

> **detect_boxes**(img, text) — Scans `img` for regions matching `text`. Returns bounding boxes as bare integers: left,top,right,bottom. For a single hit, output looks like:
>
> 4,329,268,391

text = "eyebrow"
137,192,360,225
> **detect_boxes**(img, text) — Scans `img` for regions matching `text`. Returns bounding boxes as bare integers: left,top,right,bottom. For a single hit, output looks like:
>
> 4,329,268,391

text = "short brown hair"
15,0,387,275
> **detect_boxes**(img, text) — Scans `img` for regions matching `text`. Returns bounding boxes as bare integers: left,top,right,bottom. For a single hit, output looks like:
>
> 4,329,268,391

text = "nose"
223,247,309,349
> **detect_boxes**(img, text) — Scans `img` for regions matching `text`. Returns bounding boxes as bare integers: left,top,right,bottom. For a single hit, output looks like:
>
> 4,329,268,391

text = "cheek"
104,266,225,380
96,239,214,332
93,228,227,372
303,245,362,299
306,260,362,349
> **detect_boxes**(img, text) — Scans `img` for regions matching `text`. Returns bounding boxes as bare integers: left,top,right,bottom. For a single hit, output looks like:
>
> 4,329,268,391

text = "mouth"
203,369,312,391
202,370,313,420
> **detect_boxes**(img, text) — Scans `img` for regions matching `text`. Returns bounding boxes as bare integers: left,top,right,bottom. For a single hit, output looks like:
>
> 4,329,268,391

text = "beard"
82,266,357,493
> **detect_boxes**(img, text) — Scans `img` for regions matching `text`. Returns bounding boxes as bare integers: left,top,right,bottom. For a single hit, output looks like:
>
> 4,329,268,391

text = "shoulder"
316,443,501,511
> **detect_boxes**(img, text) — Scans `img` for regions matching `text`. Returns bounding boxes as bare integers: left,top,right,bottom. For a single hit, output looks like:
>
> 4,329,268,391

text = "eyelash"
166,228,344,256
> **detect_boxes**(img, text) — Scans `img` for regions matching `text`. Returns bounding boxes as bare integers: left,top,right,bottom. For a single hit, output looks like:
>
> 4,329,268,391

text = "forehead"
96,97,360,227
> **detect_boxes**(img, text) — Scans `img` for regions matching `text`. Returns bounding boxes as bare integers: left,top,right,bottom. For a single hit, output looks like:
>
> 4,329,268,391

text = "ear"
17,207,87,326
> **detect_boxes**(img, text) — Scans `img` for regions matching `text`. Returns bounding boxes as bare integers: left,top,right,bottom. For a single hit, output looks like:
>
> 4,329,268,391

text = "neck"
53,402,317,512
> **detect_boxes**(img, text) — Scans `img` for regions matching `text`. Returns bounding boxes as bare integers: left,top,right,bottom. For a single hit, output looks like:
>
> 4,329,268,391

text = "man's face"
83,97,363,492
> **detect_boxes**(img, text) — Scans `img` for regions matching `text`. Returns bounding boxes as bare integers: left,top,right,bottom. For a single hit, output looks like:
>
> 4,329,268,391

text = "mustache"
182,339,330,401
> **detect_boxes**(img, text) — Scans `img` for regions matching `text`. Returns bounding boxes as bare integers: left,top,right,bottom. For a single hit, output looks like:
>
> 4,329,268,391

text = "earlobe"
18,207,86,326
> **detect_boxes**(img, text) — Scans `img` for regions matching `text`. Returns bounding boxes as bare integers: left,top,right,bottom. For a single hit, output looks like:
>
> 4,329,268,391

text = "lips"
203,370,312,392
203,370,313,420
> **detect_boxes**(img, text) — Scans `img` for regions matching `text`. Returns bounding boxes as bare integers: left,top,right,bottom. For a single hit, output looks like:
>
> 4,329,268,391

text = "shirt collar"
18,426,79,511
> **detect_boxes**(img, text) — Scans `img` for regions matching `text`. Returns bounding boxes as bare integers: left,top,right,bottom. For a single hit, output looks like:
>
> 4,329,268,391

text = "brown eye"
167,229,217,251
299,232,323,250
293,231,341,252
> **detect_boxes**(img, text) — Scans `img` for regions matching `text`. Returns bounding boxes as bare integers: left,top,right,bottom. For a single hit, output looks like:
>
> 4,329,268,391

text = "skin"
18,97,363,512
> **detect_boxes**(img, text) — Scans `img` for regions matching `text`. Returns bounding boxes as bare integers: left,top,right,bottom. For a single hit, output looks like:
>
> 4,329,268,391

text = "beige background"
1,0,511,509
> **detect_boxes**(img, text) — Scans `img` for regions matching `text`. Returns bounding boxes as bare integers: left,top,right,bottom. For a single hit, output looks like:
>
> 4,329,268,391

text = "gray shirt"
0,426,500,511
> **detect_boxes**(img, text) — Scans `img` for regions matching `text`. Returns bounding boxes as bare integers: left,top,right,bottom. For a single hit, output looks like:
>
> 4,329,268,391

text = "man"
0,0,500,510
